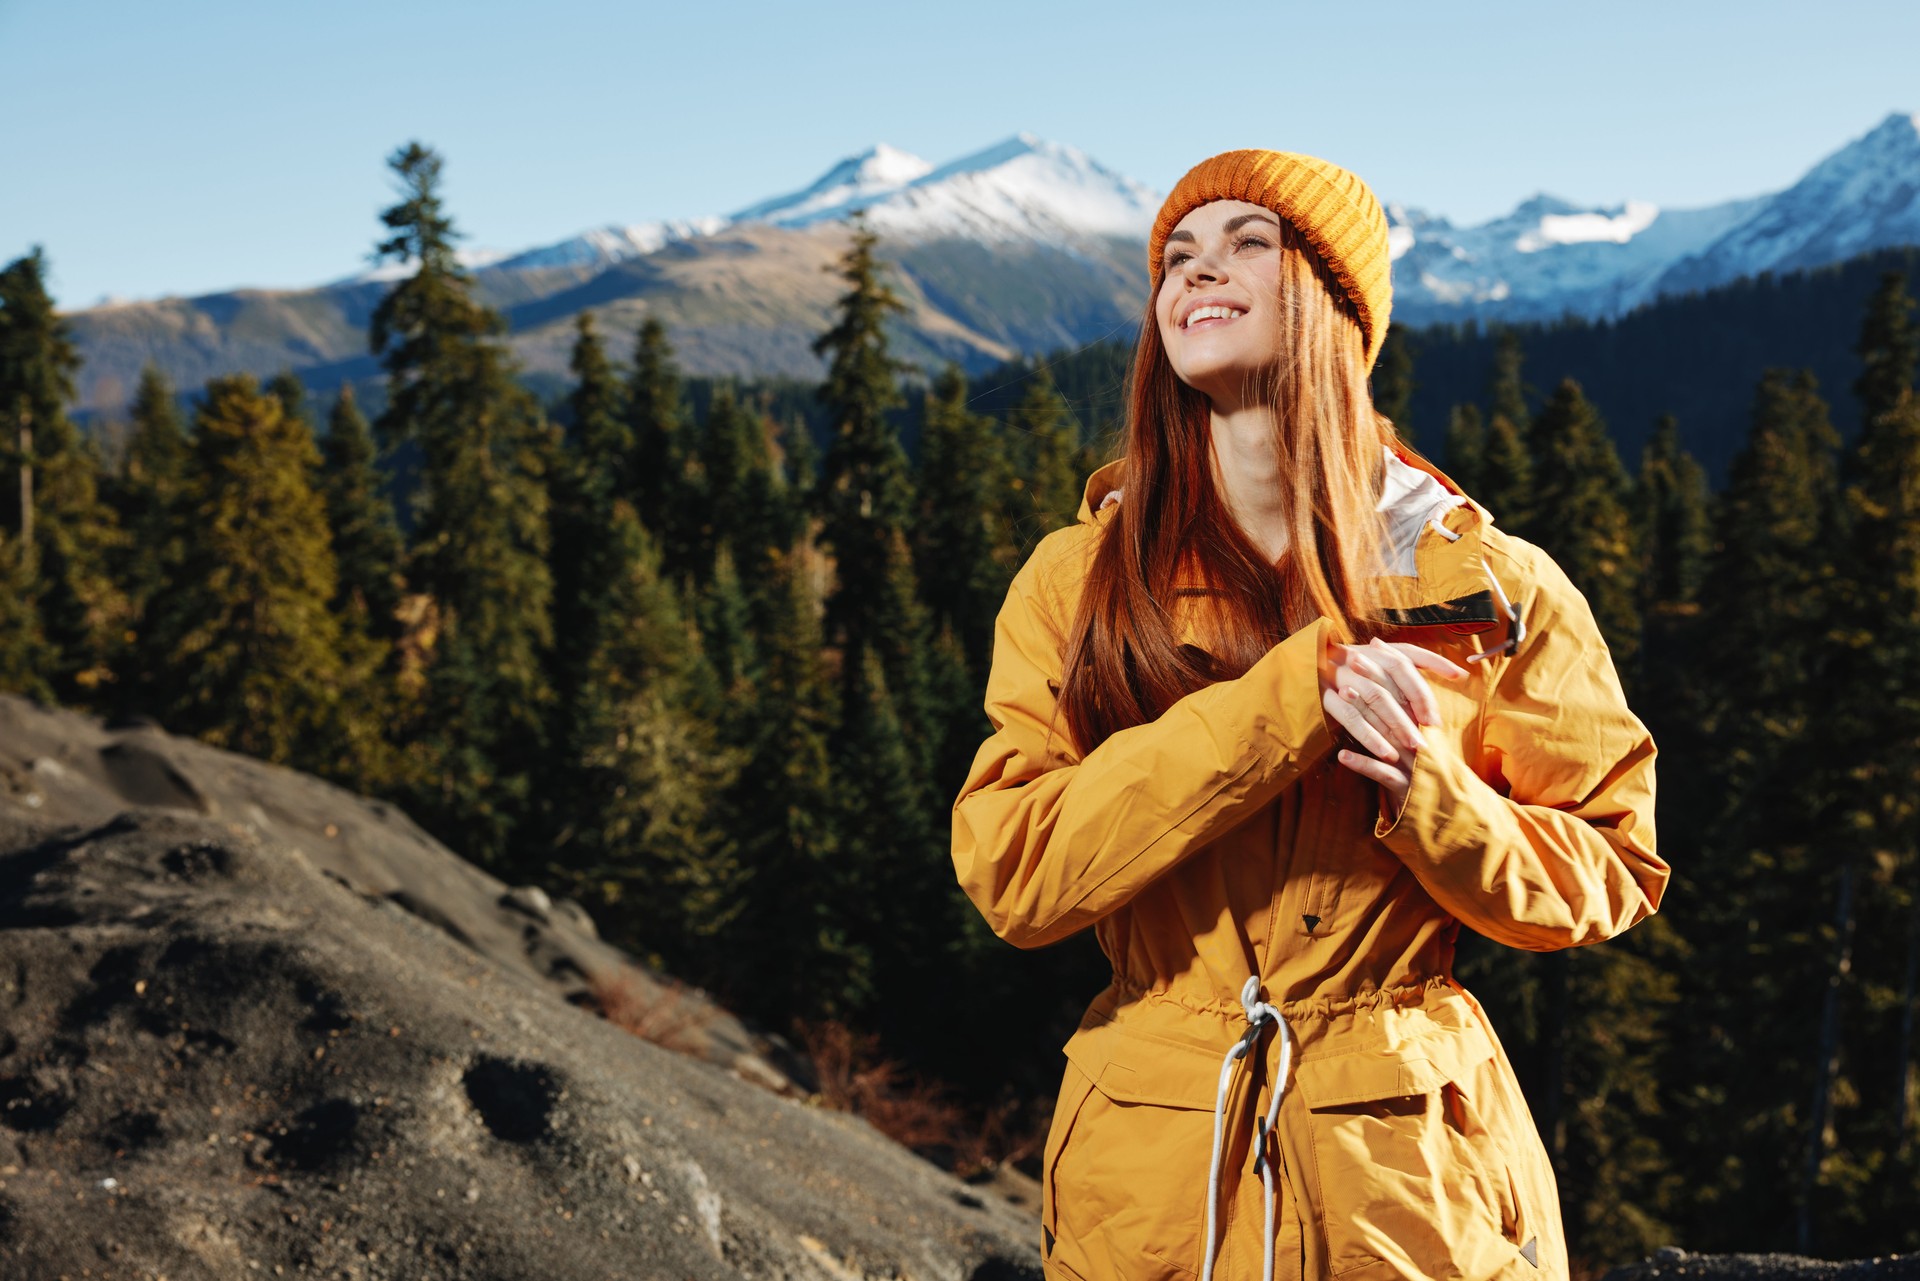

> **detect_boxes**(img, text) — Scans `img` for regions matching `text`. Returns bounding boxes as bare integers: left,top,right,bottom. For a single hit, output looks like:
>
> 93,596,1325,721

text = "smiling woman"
949,150,1665,1281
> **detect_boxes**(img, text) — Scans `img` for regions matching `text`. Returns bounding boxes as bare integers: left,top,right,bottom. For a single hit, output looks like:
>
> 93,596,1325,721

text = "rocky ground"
0,696,1037,1279
1603,1249,1920,1281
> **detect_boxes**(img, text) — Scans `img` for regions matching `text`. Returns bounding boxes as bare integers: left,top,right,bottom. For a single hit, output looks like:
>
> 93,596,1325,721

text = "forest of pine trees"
4,141,1920,1267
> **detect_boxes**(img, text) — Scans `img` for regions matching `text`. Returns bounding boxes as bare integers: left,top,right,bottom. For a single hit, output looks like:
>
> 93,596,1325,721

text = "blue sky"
4,0,1915,308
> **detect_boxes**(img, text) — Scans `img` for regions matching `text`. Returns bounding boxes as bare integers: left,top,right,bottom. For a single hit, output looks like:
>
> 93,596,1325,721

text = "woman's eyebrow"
1164,213,1282,257
1223,212,1281,234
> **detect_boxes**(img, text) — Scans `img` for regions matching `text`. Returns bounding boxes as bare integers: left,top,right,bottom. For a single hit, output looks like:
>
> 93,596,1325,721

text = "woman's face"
1154,198,1287,408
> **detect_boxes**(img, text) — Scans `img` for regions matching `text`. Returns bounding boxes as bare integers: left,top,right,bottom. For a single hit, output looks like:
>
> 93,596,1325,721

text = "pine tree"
548,312,628,717
813,220,933,744
1635,415,1712,611
695,386,786,591
1371,329,1416,445
712,543,845,1022
1677,368,1844,1251
914,364,1017,675
0,248,125,702
367,142,554,871
1481,330,1535,527
267,370,311,430
319,386,404,641
1010,364,1081,539
552,502,739,973
1523,377,1641,668
807,220,959,1038
143,375,382,777
1823,270,1920,1232
626,317,695,567
117,364,192,645
1442,403,1486,498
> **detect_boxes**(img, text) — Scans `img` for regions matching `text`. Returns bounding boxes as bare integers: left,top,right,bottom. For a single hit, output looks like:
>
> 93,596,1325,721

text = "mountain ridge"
56,112,1920,411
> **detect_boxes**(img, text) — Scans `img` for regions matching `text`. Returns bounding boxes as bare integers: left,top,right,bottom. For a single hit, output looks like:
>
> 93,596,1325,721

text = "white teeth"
1183,305,1245,328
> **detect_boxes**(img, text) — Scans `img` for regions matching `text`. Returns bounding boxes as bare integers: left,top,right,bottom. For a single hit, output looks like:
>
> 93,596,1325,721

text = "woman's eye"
1235,236,1271,252
1164,251,1191,268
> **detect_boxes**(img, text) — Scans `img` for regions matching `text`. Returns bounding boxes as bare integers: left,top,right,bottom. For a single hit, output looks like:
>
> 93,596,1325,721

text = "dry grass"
587,967,718,1057
797,1020,1047,1180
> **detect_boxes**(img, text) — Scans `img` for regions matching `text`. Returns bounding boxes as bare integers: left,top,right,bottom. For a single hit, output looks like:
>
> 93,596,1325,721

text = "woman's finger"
1346,676,1426,753
1322,687,1399,763
1390,641,1470,681
1360,641,1438,727
1336,748,1411,804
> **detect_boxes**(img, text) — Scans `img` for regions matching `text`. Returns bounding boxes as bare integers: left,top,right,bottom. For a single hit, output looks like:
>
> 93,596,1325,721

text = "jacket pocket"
1295,1025,1525,1281
1049,1021,1225,1279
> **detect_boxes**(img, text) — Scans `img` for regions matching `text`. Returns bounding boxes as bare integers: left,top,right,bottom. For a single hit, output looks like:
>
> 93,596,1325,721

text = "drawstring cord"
1467,556,1527,664
1202,977,1297,1281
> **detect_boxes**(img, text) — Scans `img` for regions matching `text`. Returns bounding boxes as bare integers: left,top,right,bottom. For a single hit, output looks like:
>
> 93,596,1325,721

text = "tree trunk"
1798,859,1857,1253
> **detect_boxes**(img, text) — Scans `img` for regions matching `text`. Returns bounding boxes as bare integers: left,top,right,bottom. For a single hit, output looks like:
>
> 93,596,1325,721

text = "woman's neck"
1208,403,1289,563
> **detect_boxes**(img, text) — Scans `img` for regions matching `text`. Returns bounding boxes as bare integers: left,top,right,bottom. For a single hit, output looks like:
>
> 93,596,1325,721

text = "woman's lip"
1185,314,1239,330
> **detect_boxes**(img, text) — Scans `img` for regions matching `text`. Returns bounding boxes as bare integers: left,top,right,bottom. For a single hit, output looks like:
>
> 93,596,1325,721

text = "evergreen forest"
5,141,1920,1270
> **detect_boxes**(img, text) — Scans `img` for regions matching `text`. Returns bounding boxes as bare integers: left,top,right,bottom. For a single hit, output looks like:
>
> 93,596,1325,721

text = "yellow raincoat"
951,450,1664,1281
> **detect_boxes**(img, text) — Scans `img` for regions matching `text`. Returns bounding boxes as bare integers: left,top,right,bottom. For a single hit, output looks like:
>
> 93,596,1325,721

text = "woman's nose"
1183,245,1226,284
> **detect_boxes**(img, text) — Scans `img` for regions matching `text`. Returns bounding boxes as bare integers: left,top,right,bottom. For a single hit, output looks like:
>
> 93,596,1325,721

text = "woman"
949,151,1665,1281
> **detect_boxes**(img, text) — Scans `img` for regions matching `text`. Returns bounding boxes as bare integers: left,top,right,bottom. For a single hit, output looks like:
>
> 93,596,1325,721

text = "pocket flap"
1063,1018,1227,1111
1294,1024,1496,1109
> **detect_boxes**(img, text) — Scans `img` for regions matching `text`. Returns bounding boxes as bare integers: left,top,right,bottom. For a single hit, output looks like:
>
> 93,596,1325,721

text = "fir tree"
626,317,695,568
552,501,739,975
1825,270,1920,1220
367,142,554,871
548,312,628,718
319,386,404,641
712,544,844,1022
1371,329,1416,445
0,247,125,701
144,375,383,778
813,220,933,748
1635,415,1712,611
1443,403,1486,498
1523,377,1641,668
1677,368,1844,1250
1010,364,1081,538
117,364,193,640
267,370,311,430
1481,330,1535,527
696,386,786,589
914,364,1017,674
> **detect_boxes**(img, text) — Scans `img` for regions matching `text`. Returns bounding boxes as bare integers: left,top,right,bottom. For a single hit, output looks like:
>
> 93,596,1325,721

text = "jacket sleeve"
1375,538,1666,950
950,530,1336,949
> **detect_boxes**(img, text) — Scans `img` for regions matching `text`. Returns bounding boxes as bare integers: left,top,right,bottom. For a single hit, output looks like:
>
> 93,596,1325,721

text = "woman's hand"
1319,636,1470,812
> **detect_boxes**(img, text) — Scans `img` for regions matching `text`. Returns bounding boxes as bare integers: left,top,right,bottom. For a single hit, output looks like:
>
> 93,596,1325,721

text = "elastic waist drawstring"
1202,976,1297,1281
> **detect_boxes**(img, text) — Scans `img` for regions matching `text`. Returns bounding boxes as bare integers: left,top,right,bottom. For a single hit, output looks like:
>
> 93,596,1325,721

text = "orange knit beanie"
1150,150,1393,371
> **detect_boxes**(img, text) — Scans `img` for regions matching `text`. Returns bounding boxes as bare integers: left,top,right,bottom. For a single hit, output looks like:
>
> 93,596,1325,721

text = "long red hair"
1057,217,1399,753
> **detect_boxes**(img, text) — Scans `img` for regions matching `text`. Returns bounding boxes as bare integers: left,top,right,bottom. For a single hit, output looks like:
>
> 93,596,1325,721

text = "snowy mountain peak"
494,218,728,272
730,143,933,224
728,132,1158,243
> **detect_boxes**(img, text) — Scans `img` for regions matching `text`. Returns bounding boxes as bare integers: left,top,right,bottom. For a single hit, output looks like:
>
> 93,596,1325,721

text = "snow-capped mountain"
493,217,729,272
729,142,933,224
734,133,1159,242
464,113,1920,323
460,133,1159,277
1645,111,1920,302
1387,111,1920,323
